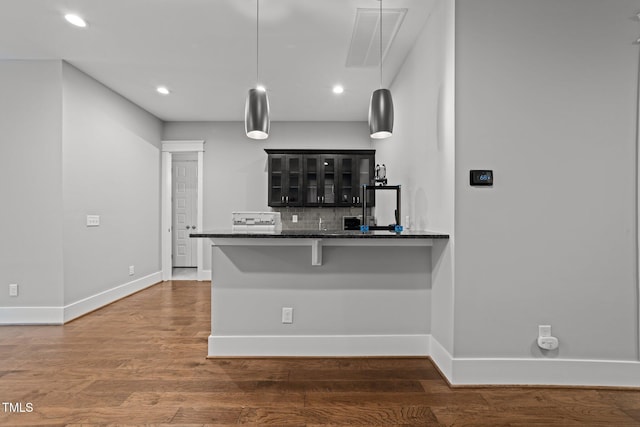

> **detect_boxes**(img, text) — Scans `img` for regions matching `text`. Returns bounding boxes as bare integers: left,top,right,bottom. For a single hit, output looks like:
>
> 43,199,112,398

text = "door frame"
161,140,205,281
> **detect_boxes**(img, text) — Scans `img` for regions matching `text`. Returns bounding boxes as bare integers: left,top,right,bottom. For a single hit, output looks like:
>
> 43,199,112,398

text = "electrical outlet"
86,215,100,227
9,284,18,297
282,307,293,324
292,215,298,223
129,265,135,276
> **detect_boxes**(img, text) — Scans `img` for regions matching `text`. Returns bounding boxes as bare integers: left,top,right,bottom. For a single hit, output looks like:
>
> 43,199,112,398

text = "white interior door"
172,160,197,267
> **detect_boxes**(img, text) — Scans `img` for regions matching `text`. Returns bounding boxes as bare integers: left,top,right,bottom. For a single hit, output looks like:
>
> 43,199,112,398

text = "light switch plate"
86,215,100,227
282,307,293,324
9,284,18,297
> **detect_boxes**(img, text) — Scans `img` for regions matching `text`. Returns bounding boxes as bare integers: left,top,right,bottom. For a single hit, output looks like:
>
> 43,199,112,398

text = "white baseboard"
0,272,162,325
450,357,640,387
0,306,64,325
63,271,162,323
208,334,431,357
198,269,212,281
429,336,454,382
427,336,640,387
207,333,640,387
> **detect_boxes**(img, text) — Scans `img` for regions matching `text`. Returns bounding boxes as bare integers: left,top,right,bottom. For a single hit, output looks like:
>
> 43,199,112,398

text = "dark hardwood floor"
1,280,639,426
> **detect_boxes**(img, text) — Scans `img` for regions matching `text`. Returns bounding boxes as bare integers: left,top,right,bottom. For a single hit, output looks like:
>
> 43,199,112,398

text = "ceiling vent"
346,8,407,68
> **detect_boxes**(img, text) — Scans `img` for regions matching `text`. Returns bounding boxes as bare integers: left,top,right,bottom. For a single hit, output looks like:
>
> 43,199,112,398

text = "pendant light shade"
368,0,394,139
245,88,270,140
369,88,394,139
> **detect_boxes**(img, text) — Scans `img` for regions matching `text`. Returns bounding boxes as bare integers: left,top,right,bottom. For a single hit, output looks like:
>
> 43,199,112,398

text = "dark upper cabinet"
268,153,304,207
266,149,375,208
337,154,374,206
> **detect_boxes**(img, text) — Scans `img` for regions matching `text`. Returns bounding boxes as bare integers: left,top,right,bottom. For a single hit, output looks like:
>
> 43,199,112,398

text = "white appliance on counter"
232,212,282,233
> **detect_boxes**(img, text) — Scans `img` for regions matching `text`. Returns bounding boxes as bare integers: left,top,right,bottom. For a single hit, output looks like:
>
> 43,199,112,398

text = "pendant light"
245,0,270,140
368,0,394,139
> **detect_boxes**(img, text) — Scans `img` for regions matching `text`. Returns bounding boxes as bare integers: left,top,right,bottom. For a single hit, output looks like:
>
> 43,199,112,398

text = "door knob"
186,225,190,229
192,225,196,229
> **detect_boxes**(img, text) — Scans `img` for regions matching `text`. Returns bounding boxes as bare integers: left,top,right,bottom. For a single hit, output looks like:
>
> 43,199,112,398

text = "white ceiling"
1,0,435,122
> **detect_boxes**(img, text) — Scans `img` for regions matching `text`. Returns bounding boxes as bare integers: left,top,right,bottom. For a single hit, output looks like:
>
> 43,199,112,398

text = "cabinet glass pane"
306,158,318,203
342,157,352,171
359,157,374,205
359,157,371,186
272,157,282,172
341,157,353,203
289,157,300,173
289,188,299,203
323,158,335,204
271,188,282,204
340,188,352,203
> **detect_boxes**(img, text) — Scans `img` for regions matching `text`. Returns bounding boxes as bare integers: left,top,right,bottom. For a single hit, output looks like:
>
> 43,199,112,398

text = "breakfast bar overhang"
191,230,449,357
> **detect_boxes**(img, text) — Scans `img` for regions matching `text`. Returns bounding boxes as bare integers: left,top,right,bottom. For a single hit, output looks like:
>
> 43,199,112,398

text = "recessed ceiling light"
156,86,170,95
64,14,87,28
333,85,344,94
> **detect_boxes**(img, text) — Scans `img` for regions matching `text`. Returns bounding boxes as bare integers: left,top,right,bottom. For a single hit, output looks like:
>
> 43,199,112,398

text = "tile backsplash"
273,207,368,231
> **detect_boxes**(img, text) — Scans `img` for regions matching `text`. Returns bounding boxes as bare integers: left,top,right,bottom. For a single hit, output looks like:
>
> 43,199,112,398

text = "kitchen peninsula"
191,229,449,357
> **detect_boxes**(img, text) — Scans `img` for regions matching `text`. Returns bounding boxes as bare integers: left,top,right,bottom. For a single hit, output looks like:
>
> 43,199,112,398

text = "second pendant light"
369,0,394,139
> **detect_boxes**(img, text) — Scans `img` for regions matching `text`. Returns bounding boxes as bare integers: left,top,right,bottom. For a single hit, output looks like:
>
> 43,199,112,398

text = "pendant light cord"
379,0,383,89
635,35,640,361
256,0,260,85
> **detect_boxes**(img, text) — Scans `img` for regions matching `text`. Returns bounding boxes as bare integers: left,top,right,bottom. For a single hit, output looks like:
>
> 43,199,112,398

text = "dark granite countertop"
190,229,449,239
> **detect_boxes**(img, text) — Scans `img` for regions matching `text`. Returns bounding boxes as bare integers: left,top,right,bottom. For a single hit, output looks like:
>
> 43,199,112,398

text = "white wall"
162,121,372,270
374,0,456,357
62,63,163,305
375,0,454,235
455,0,638,362
0,61,65,313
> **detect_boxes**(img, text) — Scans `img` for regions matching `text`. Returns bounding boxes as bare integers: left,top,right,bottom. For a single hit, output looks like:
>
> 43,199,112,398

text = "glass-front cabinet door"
268,154,303,207
268,155,284,206
304,154,336,206
337,154,374,206
286,155,302,206
321,156,336,205
357,155,374,206
305,156,319,205
338,156,355,206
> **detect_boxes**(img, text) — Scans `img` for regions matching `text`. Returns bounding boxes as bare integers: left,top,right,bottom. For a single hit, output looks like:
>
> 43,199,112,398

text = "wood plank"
120,391,306,408
305,391,490,408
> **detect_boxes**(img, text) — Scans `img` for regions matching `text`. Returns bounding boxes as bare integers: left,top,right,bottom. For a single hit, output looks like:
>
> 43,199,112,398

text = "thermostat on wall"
470,170,493,186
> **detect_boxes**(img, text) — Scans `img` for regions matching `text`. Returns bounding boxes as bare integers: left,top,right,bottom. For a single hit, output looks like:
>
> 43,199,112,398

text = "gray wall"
455,0,638,360
0,60,163,320
162,121,373,270
0,61,65,309
212,244,431,335
62,63,163,305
